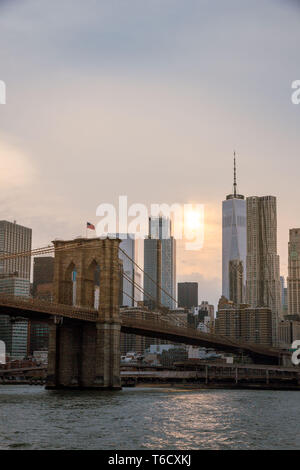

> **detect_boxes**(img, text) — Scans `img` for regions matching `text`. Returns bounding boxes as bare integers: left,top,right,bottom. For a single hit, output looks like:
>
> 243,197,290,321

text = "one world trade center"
222,154,247,302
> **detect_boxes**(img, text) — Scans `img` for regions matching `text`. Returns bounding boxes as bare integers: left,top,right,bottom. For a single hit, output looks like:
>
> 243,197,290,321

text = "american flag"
87,222,95,230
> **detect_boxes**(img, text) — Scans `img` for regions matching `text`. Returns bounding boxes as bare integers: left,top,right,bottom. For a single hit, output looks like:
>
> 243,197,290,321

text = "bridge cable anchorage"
119,246,178,307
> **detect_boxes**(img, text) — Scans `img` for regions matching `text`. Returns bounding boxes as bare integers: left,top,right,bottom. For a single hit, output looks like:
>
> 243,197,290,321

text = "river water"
0,385,299,449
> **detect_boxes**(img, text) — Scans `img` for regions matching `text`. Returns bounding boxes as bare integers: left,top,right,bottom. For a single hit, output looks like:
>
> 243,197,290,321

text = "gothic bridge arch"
47,237,121,390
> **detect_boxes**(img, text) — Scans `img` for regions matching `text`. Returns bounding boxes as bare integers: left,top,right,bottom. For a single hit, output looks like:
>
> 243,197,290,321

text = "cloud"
0,137,36,188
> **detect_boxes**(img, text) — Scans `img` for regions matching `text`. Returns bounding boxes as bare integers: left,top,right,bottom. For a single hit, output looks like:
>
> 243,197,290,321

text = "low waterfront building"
160,347,188,367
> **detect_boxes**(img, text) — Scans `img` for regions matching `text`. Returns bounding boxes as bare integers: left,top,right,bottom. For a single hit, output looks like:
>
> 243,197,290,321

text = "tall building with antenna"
222,153,247,302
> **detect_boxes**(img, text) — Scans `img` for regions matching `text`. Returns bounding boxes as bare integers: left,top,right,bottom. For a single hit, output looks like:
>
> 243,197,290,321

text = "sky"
0,0,299,307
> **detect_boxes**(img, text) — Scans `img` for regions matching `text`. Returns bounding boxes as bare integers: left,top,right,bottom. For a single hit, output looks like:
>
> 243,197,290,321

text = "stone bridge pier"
46,238,122,390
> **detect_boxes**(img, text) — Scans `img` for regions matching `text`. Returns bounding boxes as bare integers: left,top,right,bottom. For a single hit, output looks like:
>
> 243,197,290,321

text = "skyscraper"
222,155,247,301
0,220,32,279
287,228,300,315
280,276,288,314
229,259,244,305
118,235,142,306
144,216,176,309
0,220,32,359
178,282,198,309
246,196,281,344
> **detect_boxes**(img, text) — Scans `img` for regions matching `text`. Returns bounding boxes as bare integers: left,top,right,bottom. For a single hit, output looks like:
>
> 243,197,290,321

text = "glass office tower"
0,220,32,359
222,157,247,301
144,216,176,309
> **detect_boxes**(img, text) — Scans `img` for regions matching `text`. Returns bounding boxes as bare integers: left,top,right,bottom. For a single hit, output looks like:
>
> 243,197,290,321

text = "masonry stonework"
46,237,121,390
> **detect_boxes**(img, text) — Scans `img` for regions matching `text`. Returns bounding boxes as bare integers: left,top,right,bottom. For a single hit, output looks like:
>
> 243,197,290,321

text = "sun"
184,210,202,232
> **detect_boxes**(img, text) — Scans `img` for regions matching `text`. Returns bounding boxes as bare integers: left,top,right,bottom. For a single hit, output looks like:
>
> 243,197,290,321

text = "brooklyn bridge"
0,237,284,390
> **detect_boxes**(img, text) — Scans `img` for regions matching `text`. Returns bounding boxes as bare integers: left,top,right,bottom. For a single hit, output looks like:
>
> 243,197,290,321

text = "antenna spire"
233,151,237,197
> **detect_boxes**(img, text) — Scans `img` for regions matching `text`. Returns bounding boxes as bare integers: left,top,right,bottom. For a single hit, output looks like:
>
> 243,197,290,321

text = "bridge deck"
0,295,282,363
0,295,98,322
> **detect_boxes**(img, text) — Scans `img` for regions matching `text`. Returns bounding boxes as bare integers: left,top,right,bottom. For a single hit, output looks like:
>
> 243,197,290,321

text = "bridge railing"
0,296,282,357
0,294,98,322
121,310,281,357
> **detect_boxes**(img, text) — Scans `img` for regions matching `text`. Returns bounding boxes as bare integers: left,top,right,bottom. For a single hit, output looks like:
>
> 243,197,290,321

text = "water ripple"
0,386,299,449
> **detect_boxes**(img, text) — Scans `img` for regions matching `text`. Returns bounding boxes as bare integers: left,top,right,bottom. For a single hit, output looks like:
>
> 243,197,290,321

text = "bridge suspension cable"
121,271,187,327
121,269,186,326
121,271,168,314
0,240,86,261
120,290,137,306
0,238,178,311
118,246,178,307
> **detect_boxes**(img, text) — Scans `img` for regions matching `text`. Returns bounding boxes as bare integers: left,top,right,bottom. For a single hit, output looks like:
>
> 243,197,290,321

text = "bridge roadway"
0,295,282,364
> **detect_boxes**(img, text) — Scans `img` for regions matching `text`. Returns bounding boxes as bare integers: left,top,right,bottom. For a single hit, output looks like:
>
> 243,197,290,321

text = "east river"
0,385,299,449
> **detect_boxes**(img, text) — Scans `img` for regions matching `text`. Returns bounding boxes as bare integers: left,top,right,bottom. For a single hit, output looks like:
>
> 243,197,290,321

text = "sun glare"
184,210,202,232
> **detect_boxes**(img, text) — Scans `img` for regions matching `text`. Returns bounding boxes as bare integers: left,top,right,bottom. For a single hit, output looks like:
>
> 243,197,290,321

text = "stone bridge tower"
46,237,121,390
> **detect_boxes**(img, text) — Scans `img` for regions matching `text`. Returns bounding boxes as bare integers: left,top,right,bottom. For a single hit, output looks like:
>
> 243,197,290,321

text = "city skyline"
0,0,299,308
1,1,300,453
